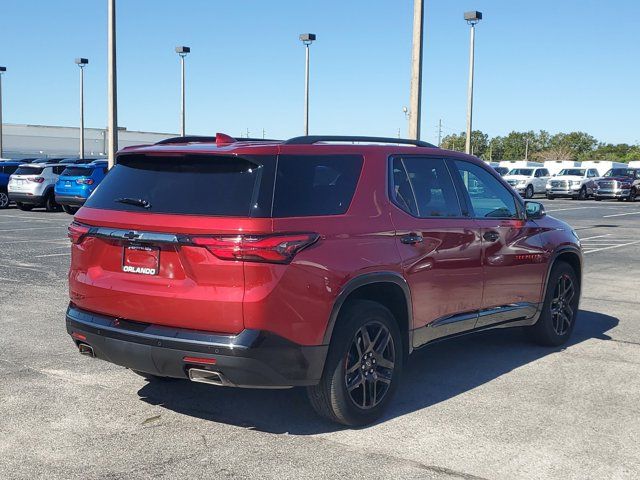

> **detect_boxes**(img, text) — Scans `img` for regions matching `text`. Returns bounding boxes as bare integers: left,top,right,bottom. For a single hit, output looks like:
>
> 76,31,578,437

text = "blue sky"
1,0,638,144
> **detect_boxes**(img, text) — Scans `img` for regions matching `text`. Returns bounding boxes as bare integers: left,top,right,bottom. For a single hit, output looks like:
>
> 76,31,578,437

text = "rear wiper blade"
115,197,151,209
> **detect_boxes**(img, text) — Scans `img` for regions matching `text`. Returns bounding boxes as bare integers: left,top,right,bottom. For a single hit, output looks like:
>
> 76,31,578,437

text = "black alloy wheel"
344,321,396,410
550,273,576,336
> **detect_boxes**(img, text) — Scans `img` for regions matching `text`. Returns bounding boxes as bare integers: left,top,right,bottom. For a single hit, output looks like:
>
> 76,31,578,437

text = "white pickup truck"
503,167,551,198
545,167,600,200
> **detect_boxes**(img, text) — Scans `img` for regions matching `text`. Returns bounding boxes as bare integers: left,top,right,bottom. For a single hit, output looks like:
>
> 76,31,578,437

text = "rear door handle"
400,233,423,245
483,231,500,242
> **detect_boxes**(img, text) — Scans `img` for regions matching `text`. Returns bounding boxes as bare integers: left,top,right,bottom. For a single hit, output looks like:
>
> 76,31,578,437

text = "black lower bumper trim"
8,192,45,205
55,195,86,206
66,305,327,387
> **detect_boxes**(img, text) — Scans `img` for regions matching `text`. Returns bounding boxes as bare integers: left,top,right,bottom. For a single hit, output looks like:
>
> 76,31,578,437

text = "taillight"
68,222,91,244
191,233,319,264
76,178,94,185
28,177,45,183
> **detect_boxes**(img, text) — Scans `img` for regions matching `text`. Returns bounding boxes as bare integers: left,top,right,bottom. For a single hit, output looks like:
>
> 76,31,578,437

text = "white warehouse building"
1,123,175,159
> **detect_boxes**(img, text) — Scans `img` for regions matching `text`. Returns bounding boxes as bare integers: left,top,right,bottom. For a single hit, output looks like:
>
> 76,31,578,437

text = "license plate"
122,245,160,275
65,182,71,186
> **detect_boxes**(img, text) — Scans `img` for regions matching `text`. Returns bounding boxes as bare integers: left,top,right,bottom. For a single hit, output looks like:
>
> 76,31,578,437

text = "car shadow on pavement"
137,310,617,434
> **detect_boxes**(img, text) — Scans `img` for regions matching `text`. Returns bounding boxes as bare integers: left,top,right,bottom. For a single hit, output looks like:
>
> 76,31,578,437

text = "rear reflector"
68,222,91,244
190,233,319,264
183,356,217,365
71,332,87,341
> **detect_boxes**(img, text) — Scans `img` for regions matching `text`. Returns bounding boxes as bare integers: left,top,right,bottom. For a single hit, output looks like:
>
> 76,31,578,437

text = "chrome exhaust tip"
78,343,95,357
187,368,232,387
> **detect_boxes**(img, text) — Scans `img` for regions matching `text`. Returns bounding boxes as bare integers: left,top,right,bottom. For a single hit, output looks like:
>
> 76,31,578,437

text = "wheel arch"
323,272,413,356
546,246,583,293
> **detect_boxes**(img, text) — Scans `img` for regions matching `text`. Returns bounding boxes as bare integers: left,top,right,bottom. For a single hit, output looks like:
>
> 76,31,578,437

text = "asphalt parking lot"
1,198,639,480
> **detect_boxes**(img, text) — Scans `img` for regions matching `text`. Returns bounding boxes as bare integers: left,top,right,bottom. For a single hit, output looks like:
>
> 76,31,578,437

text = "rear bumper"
8,192,46,205
55,194,87,206
65,304,327,388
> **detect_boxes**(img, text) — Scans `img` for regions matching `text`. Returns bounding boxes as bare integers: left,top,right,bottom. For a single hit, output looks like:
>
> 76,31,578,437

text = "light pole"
175,46,190,137
464,11,482,155
409,0,424,140
107,0,118,169
75,58,89,159
299,33,316,136
0,66,5,158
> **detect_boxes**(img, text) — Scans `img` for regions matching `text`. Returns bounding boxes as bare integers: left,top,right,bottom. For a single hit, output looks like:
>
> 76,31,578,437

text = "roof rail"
283,135,437,148
156,135,281,146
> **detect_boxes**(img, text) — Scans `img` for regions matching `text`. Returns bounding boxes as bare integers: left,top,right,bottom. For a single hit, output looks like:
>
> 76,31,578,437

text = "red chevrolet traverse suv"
66,134,582,426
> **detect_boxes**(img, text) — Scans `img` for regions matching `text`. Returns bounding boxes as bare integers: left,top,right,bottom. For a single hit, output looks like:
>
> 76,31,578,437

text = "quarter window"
452,160,519,219
390,157,461,218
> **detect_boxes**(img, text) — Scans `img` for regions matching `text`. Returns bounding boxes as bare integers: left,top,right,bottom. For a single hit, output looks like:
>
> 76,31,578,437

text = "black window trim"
387,154,467,219
447,158,525,221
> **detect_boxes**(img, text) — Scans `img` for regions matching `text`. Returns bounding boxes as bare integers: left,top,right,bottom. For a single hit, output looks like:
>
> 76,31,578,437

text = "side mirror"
525,201,546,220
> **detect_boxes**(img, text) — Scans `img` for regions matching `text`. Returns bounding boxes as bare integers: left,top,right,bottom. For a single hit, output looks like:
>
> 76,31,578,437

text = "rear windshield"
14,166,44,175
84,154,274,216
84,153,363,217
61,166,94,177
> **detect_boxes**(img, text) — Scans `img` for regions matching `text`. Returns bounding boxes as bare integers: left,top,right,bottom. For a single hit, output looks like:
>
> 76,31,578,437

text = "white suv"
503,167,550,198
7,163,66,211
546,168,600,200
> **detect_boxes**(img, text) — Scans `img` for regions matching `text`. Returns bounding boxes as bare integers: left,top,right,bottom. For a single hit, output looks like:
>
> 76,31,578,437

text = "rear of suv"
8,163,66,211
0,161,22,209
66,134,582,426
55,161,109,214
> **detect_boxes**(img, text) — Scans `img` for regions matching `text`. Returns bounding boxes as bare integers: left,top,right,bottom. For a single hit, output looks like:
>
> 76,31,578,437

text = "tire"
45,192,61,212
16,202,34,211
0,191,9,209
528,261,579,347
630,188,637,202
307,300,403,426
62,205,78,215
617,197,624,202
577,187,587,200
525,185,534,199
546,195,555,200
595,197,602,202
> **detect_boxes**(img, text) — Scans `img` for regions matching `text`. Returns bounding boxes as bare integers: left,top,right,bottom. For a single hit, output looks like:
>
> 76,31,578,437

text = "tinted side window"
53,166,66,175
391,157,461,217
272,155,363,217
452,161,519,219
3,166,18,175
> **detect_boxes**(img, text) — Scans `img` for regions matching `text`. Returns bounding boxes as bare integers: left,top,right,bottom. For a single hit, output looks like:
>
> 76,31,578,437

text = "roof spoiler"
155,133,281,147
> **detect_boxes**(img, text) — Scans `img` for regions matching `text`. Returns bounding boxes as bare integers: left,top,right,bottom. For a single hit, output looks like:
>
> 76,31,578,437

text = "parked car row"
490,164,640,202
0,157,107,212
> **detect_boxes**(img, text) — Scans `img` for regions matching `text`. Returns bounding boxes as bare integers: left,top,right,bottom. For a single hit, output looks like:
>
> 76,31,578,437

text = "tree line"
440,130,640,163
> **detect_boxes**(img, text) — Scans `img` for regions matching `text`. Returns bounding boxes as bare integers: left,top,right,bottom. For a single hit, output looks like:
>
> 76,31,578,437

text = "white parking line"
578,234,611,241
546,207,596,212
33,252,70,258
602,211,640,218
0,226,67,233
584,240,640,254
0,238,68,244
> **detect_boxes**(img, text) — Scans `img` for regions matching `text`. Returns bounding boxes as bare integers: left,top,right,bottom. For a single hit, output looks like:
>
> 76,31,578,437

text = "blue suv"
0,161,23,209
55,161,109,214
